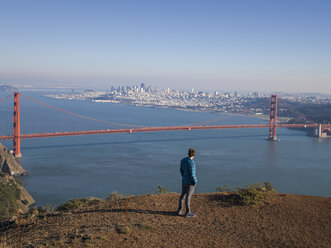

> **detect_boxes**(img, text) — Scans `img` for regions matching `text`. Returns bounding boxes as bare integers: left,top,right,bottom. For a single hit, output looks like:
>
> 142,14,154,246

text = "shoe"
176,211,182,215
185,213,196,218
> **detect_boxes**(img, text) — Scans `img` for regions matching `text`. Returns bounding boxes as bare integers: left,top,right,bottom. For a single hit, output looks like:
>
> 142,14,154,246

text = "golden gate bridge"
0,92,330,158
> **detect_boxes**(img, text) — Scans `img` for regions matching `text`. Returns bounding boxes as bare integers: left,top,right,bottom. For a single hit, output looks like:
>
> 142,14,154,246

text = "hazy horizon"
1,0,330,94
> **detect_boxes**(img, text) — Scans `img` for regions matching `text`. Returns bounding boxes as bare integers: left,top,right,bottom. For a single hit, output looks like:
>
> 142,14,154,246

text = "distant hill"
0,85,18,92
287,103,331,124
246,99,331,124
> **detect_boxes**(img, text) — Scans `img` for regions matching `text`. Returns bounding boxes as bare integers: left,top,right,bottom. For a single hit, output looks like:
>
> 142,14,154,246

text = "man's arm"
189,160,197,185
180,159,184,177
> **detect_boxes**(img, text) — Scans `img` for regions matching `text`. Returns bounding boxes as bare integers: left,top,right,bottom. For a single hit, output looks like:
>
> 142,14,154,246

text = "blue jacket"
180,157,197,185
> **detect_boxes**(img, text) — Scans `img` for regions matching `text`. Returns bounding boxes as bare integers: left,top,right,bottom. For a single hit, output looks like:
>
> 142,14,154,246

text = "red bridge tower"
268,94,278,141
13,92,21,158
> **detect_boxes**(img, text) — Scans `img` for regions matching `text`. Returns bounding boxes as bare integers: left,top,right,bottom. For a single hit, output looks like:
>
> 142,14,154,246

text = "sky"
0,0,330,93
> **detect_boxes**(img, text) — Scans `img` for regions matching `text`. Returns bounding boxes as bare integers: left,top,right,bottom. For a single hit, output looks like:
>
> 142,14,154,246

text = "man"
177,148,198,218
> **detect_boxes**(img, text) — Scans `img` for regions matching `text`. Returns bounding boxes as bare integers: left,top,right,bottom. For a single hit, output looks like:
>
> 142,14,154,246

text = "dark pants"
177,182,196,214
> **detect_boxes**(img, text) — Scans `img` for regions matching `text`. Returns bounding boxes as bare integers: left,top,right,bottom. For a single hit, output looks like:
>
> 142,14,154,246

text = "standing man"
177,148,198,218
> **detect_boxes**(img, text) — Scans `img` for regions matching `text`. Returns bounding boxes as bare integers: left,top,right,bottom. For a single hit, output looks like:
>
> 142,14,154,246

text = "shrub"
263,181,276,192
216,184,231,192
235,184,266,205
56,198,87,211
115,224,131,234
27,207,39,218
43,204,54,214
37,206,44,213
56,197,104,211
107,191,125,201
155,185,169,194
221,182,276,206
36,204,54,215
85,197,105,205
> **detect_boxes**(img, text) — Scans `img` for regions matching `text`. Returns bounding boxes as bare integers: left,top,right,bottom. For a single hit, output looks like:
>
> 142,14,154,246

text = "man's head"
188,148,195,158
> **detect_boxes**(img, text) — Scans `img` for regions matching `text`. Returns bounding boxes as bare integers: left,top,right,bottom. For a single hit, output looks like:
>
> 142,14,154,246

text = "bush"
42,204,54,214
216,184,231,192
236,184,266,205
107,192,125,201
155,185,169,194
85,197,105,205
56,198,87,211
221,182,276,206
264,181,276,192
36,204,54,215
28,207,39,218
115,224,131,234
56,197,104,211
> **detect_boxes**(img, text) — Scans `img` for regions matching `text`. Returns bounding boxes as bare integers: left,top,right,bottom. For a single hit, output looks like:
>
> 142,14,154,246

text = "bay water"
1,91,330,207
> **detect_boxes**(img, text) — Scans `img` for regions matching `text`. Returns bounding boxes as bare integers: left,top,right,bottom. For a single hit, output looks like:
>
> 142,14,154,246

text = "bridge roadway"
0,123,321,140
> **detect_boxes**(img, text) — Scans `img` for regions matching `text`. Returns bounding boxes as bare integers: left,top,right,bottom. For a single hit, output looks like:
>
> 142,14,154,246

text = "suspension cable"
0,93,14,103
20,94,148,128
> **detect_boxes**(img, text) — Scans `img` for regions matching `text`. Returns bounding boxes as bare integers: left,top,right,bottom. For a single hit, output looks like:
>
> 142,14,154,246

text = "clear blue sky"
0,0,330,93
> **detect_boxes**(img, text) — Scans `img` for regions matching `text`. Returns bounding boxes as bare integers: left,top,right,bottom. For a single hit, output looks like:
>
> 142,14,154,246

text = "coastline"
92,98,273,121
45,93,295,124
90,99,303,125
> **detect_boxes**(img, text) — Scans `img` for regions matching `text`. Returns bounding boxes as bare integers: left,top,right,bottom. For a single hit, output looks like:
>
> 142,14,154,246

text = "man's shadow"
63,208,180,217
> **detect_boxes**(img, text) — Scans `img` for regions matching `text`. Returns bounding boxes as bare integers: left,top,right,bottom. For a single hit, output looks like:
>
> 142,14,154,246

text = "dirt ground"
3,192,331,248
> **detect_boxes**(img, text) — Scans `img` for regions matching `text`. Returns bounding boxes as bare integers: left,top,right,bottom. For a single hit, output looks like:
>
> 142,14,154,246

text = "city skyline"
1,0,331,93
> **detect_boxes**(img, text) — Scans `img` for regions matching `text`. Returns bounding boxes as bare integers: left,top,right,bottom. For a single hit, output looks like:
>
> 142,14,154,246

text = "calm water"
1,91,330,206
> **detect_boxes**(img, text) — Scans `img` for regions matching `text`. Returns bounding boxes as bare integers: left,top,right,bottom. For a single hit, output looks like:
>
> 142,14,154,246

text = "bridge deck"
0,124,321,140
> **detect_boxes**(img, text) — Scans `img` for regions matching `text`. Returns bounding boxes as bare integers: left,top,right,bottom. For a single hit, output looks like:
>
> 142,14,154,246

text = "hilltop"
2,192,330,247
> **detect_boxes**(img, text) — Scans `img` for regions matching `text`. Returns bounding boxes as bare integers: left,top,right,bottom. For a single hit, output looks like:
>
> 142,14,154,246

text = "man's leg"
177,182,188,214
185,184,196,215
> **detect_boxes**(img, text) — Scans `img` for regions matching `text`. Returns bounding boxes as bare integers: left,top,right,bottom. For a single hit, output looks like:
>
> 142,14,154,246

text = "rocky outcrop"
17,180,36,212
0,143,26,176
0,174,35,219
0,143,34,218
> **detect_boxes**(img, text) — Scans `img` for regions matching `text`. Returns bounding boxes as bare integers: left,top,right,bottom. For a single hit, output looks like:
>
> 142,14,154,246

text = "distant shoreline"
91,98,272,121
46,94,296,125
